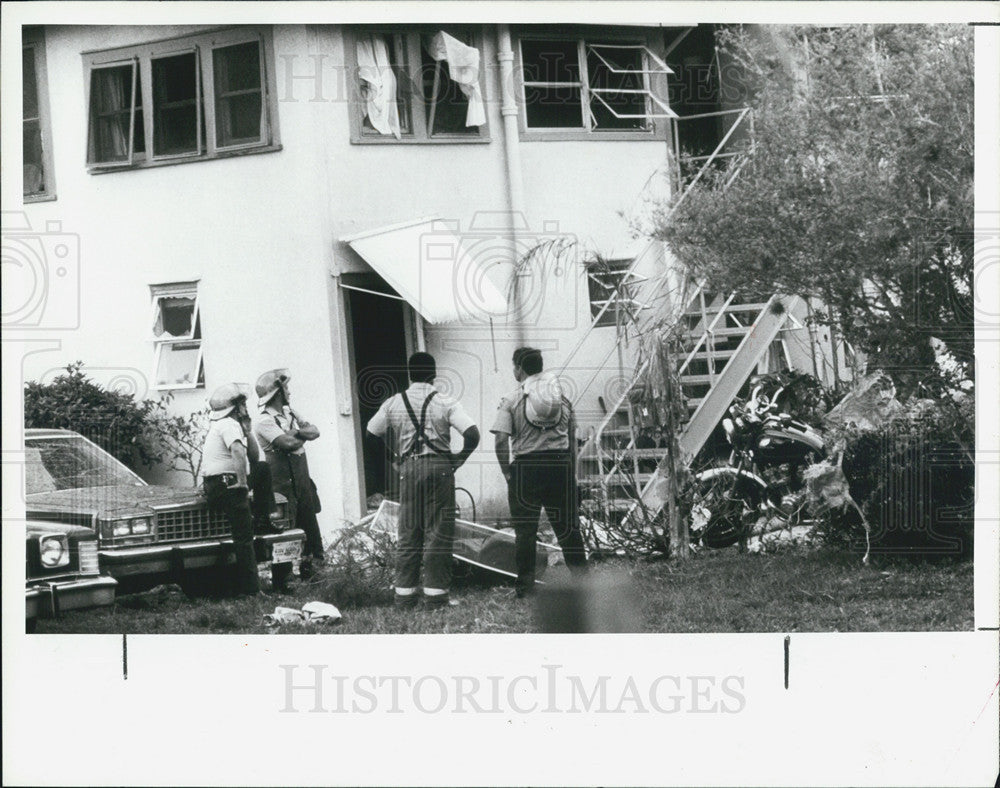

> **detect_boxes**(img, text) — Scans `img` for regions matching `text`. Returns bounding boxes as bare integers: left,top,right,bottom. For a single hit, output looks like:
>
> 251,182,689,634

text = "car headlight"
39,534,70,568
103,517,154,539
130,518,151,535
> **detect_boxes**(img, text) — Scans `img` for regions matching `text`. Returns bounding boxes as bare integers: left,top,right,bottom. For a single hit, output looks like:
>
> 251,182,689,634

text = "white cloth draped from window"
94,68,131,159
425,31,486,127
356,36,401,139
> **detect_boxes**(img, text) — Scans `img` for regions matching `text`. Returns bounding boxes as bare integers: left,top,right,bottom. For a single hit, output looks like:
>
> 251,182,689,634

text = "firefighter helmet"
255,368,290,407
208,383,251,421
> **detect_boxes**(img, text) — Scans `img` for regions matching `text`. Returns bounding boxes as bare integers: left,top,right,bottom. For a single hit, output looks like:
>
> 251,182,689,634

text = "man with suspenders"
367,352,480,608
492,347,589,597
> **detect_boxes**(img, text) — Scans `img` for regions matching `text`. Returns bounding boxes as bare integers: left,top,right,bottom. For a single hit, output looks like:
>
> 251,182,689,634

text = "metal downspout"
497,25,527,346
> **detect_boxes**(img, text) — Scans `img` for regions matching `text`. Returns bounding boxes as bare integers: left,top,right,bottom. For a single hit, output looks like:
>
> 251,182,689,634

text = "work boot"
423,593,455,609
394,592,420,610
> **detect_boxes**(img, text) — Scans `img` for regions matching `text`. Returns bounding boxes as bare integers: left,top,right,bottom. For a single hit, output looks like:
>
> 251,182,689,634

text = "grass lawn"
32,547,973,635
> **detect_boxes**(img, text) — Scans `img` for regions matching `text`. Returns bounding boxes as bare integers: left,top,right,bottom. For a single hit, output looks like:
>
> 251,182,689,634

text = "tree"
655,24,974,398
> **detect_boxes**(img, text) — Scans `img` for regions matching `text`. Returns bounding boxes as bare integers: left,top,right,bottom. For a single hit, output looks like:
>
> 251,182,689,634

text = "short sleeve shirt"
490,379,572,456
254,406,306,456
367,382,476,457
202,417,250,477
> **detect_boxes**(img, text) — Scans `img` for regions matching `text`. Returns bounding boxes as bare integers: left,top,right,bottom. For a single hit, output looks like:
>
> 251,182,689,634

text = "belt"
204,473,238,484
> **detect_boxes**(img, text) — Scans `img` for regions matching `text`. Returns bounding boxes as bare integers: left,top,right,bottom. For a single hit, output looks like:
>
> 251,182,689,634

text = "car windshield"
25,436,146,493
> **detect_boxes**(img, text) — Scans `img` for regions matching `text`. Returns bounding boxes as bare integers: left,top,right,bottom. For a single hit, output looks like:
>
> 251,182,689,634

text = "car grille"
155,507,230,543
78,541,100,574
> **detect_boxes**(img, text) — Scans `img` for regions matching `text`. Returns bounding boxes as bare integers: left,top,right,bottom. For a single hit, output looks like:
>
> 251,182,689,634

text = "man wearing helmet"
253,369,325,578
491,347,588,598
202,383,261,596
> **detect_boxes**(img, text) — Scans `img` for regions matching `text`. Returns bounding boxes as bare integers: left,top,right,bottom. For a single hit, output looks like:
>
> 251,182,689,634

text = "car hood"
27,519,98,538
26,485,206,519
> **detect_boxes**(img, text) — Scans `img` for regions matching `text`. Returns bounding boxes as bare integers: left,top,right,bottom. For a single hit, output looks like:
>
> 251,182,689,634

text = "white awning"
340,216,509,325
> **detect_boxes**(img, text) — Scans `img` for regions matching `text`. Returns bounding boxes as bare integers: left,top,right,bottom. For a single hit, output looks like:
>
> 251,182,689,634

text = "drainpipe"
497,25,527,346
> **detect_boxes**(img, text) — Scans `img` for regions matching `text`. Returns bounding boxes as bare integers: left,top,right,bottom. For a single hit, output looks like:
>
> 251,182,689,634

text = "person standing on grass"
254,369,325,579
202,383,261,597
492,347,588,598
367,352,480,609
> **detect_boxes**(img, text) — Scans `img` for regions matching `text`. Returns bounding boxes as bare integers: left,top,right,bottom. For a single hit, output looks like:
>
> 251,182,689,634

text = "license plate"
272,541,301,565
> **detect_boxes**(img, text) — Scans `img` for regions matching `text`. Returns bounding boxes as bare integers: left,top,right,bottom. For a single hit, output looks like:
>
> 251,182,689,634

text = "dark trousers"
295,506,324,561
249,461,276,526
396,454,455,593
508,450,588,594
204,479,260,596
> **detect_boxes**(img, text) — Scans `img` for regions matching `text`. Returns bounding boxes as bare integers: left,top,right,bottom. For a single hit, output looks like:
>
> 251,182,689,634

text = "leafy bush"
317,522,397,608
24,362,159,470
143,396,210,486
817,395,974,559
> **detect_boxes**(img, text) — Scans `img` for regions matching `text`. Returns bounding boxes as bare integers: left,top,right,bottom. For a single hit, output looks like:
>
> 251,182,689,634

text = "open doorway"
343,273,412,504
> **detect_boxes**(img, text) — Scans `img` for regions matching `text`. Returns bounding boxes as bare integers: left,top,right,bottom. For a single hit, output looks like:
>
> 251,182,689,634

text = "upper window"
350,27,488,143
150,282,204,390
23,28,55,200
84,27,278,171
518,35,674,137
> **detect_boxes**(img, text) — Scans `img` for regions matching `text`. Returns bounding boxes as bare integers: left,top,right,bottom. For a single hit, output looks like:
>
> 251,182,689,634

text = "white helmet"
208,383,251,421
255,368,290,408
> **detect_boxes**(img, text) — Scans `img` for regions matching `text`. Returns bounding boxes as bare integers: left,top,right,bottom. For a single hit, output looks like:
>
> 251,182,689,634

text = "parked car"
23,429,305,591
26,518,118,632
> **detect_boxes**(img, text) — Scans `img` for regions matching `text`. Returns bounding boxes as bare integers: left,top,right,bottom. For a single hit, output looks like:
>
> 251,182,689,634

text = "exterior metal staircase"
561,105,776,531
576,287,800,524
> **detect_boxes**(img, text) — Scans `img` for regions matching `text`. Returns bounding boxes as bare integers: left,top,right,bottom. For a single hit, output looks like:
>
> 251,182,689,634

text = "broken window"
150,283,204,390
519,36,674,133
587,259,638,327
353,28,486,142
85,27,276,171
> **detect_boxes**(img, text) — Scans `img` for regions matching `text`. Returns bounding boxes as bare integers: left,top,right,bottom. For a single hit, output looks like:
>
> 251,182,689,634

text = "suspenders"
399,390,450,460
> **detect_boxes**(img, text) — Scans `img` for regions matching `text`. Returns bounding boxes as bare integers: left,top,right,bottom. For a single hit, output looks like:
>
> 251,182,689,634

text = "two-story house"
16,22,841,541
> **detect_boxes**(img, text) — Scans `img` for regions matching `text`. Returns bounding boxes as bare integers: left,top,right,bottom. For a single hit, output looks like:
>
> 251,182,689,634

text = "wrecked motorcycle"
691,385,826,548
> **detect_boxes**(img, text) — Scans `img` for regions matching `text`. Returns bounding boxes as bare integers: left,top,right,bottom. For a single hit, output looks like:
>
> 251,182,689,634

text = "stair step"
686,397,705,410
684,326,752,338
591,448,665,460
684,302,769,317
685,349,737,361
579,472,657,484
679,373,721,385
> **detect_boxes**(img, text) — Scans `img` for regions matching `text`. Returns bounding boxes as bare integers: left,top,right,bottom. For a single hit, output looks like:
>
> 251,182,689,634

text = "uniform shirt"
490,374,572,456
255,405,307,456
202,417,250,477
367,381,476,458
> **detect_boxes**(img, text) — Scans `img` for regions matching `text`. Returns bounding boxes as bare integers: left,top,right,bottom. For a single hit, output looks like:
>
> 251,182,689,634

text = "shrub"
142,397,210,486
24,362,159,470
818,394,974,559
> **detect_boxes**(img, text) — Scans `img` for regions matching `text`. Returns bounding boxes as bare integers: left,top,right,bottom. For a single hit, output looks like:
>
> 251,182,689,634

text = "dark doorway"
345,274,410,503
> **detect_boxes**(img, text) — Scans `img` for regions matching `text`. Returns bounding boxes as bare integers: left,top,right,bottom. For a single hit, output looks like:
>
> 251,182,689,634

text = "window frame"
82,26,280,173
346,25,492,145
515,28,672,142
23,27,56,202
149,281,205,391
587,259,644,328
